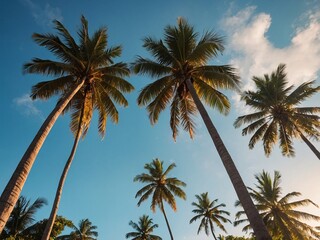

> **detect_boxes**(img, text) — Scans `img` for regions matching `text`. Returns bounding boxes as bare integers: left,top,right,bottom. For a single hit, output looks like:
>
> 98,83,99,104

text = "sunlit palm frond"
179,95,197,138
188,31,224,65
133,57,172,77
193,65,240,90
30,75,74,100
23,58,73,76
194,78,230,115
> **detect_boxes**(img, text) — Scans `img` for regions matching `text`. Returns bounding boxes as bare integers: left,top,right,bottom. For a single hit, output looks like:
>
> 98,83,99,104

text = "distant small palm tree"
125,215,162,240
190,192,231,240
234,170,320,239
234,64,320,159
57,219,98,240
134,158,186,240
3,196,47,239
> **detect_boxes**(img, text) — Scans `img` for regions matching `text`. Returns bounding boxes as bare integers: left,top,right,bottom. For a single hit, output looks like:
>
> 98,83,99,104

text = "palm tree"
2,196,47,239
125,215,162,240
57,219,98,240
132,18,271,239
40,17,133,240
190,192,231,240
234,64,320,159
134,158,186,240
0,15,132,232
234,170,320,239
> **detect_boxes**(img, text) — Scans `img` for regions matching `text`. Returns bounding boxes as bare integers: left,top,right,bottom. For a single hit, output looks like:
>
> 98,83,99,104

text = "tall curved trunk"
185,78,271,240
0,80,84,233
299,132,320,160
41,122,83,240
160,200,174,240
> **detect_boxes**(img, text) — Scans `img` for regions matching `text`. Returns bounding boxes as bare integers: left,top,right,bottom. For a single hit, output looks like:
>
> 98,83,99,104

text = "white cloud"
21,0,63,27
222,7,320,113
13,94,43,118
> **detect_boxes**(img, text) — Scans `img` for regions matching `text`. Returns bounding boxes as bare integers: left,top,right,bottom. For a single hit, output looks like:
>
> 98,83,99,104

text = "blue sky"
1,0,320,239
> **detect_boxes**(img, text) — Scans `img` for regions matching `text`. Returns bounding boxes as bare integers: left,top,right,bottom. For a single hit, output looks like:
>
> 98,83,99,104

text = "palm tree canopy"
125,215,162,240
4,196,47,237
133,17,240,140
134,158,186,212
24,16,134,138
190,192,231,237
60,218,98,240
234,64,320,157
234,170,320,239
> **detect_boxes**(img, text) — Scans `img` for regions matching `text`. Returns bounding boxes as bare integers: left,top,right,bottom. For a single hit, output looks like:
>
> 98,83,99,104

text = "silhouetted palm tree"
126,215,162,240
235,170,320,239
132,18,271,239
190,192,230,240
57,218,98,240
2,196,47,239
134,158,186,240
234,64,320,159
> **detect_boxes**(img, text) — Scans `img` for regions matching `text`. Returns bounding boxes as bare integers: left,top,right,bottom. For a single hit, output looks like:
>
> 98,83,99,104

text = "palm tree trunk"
160,200,174,240
41,121,84,240
185,78,271,240
299,132,320,160
0,80,84,233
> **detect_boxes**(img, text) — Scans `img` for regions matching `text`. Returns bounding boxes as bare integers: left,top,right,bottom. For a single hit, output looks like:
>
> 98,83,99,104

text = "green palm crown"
133,18,240,140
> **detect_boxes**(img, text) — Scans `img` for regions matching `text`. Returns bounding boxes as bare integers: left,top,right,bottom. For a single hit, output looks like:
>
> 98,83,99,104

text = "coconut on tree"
134,158,186,240
234,64,320,159
132,17,271,239
234,170,320,239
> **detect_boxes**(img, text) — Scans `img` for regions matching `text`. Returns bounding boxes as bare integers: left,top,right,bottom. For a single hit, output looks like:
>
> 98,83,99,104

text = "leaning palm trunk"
299,132,320,160
185,78,271,240
41,113,84,240
160,200,174,240
0,80,84,233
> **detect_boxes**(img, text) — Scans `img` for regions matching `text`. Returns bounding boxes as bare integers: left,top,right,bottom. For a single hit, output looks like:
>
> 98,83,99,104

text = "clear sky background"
1,0,320,239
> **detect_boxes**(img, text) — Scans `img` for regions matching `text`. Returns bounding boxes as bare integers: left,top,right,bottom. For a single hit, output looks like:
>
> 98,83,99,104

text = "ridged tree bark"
299,132,320,160
0,80,84,233
160,200,174,240
41,107,85,240
185,78,271,240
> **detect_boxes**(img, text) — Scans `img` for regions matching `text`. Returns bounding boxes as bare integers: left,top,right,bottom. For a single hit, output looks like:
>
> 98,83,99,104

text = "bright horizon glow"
1,1,319,239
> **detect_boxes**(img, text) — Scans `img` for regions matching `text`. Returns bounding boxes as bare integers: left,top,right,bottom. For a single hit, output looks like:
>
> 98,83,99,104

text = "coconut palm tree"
0,15,133,232
134,158,186,240
2,196,47,239
190,192,231,240
234,64,320,159
57,218,98,240
126,215,162,240
40,17,133,240
234,170,320,239
132,18,271,239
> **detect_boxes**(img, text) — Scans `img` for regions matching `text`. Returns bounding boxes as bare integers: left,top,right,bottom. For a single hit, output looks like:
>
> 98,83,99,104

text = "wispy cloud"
21,0,63,27
13,94,43,119
222,6,320,113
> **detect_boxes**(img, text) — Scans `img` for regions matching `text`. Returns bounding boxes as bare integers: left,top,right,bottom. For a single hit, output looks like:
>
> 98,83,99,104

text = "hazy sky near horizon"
1,0,320,239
